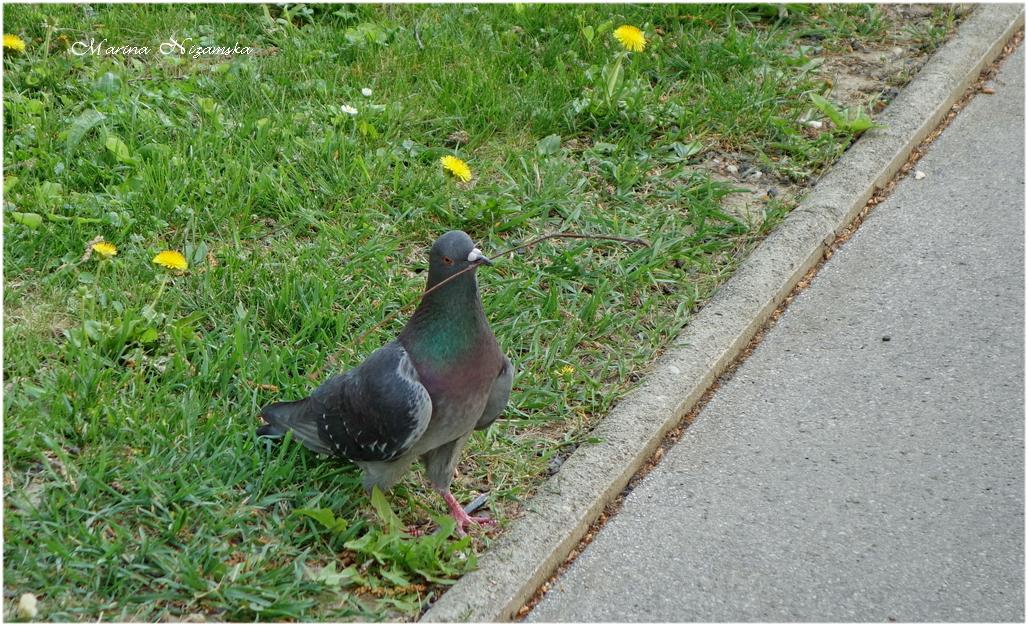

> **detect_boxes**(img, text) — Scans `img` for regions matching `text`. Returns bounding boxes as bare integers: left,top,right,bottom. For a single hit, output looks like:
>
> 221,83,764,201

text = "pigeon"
258,230,513,535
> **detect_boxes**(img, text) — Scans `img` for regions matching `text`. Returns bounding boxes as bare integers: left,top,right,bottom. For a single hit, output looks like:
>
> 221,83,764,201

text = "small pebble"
882,336,891,342
18,593,38,619
914,170,926,180
726,164,739,175
806,120,823,129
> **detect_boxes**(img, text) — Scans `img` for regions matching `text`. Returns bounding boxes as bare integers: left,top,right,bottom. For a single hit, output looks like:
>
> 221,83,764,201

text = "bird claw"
405,524,429,537
442,491,495,537
452,513,495,537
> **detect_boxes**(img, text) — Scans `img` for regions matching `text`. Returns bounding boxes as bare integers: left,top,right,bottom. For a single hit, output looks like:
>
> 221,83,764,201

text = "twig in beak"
309,231,649,379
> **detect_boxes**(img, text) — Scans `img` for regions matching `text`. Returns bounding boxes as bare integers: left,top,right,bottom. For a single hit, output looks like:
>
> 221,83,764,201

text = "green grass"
3,3,956,621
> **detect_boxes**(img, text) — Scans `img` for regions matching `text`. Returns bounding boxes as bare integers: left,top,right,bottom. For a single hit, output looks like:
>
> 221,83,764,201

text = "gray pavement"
529,44,1025,623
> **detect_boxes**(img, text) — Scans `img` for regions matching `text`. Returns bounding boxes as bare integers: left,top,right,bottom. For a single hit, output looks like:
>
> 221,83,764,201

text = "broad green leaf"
358,120,379,139
380,567,411,587
65,109,106,155
197,97,218,116
809,93,878,135
139,143,170,160
845,113,876,133
296,508,333,527
414,568,463,585
809,93,845,128
104,135,132,162
44,213,102,224
294,507,348,533
23,99,45,115
605,57,624,101
666,141,704,162
184,241,209,267
307,562,360,586
536,134,561,156
9,212,42,229
370,486,402,534
136,327,160,344
175,311,206,328
435,514,458,539
83,319,103,341
37,181,64,199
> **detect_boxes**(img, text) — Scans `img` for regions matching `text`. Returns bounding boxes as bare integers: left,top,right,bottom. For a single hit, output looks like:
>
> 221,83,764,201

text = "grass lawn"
3,3,958,621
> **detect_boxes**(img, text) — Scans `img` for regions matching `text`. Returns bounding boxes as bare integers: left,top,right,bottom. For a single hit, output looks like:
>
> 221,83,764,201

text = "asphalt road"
529,44,1024,623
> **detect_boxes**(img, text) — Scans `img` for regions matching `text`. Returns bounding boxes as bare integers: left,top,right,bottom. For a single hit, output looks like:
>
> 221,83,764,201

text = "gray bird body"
258,231,512,503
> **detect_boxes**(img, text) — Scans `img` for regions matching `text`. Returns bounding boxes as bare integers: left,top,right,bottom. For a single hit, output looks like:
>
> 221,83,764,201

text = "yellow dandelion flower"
4,34,26,53
613,25,646,52
92,241,118,258
3,34,26,53
440,155,472,182
152,250,188,271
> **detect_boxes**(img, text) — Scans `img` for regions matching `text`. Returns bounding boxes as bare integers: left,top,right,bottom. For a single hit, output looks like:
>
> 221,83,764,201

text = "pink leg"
405,524,428,537
441,491,495,536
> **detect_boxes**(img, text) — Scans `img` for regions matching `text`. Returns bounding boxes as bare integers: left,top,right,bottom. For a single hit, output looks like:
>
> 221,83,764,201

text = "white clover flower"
18,593,38,619
361,87,373,97
340,104,358,116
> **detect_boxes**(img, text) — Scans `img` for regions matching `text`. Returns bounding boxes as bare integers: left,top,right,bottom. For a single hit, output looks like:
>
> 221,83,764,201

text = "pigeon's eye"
442,256,454,266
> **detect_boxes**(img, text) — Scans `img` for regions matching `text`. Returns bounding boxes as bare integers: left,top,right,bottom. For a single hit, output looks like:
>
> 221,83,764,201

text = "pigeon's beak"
467,247,492,266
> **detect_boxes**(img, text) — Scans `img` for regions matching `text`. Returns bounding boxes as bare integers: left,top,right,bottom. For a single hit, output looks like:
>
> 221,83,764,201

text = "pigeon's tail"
258,398,334,456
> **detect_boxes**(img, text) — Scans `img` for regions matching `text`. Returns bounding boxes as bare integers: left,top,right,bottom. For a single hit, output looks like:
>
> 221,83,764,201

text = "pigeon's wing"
475,355,513,430
311,341,432,462
258,398,334,455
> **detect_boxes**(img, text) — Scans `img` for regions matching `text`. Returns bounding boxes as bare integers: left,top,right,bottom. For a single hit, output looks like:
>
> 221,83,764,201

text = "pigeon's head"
428,230,491,283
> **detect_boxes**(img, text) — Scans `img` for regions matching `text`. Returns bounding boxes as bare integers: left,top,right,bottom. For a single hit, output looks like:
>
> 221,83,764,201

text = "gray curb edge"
421,5,1025,622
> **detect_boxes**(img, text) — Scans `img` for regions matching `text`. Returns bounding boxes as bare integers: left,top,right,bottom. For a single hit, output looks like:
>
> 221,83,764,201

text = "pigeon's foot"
405,524,429,537
441,491,495,537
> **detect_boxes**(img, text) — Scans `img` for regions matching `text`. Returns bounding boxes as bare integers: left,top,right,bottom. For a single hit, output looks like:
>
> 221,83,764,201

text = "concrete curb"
421,5,1025,623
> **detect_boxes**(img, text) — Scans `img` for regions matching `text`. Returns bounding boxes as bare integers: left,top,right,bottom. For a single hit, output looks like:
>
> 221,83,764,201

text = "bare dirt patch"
699,4,972,223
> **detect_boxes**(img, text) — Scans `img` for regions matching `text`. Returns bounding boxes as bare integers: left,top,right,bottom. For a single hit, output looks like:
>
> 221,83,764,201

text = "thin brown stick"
488,232,649,260
307,232,649,380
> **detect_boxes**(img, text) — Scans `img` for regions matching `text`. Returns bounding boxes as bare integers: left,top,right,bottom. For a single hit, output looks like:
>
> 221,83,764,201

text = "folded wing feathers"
258,399,334,455
309,342,432,462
